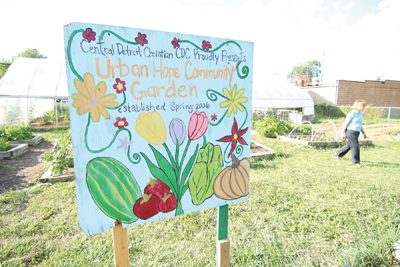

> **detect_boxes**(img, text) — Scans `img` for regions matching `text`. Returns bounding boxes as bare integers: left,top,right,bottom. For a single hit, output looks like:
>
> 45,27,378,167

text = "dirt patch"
363,123,400,141
30,118,70,128
0,142,53,191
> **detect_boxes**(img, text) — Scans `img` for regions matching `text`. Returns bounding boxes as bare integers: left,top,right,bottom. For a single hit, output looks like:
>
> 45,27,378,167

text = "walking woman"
335,99,367,167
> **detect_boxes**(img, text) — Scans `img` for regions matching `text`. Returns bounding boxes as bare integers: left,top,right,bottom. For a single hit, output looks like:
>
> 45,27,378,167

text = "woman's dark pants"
336,130,360,164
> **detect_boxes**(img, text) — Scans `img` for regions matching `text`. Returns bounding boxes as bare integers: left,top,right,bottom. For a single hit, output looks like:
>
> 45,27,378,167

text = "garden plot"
0,125,35,159
39,166,74,184
1,124,43,149
11,135,44,146
279,120,373,148
0,143,29,159
40,130,74,184
250,141,275,159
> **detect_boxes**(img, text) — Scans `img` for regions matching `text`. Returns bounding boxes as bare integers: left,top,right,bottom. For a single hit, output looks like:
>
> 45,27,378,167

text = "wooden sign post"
113,222,130,267
217,204,230,267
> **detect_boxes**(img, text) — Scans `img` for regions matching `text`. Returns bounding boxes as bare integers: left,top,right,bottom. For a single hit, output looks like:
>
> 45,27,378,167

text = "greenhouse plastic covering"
0,58,68,98
253,79,315,114
0,58,68,125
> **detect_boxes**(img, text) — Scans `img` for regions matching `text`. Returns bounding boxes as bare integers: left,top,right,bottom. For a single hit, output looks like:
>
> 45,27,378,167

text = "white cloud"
344,1,355,10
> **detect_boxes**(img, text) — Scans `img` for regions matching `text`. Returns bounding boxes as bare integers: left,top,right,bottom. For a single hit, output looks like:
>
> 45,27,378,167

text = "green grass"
248,136,400,266
1,130,400,266
34,127,70,142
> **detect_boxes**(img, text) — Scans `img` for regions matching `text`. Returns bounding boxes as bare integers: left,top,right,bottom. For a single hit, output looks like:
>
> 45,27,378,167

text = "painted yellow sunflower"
72,73,119,122
219,84,248,117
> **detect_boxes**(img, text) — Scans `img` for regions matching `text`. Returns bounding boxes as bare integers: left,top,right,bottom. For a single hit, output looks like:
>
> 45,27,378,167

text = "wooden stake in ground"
113,221,130,267
217,204,230,267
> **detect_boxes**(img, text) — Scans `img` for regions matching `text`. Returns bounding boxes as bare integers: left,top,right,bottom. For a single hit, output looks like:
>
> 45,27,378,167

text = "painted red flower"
113,78,126,94
211,113,218,122
217,118,248,157
135,32,148,46
82,28,96,43
114,117,129,129
202,40,212,51
171,37,180,48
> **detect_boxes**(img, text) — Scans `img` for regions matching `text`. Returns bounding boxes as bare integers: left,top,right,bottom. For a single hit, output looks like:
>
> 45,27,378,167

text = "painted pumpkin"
213,155,250,200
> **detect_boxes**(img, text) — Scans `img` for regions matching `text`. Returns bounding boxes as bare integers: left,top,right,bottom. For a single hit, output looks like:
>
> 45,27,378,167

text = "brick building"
300,80,400,107
336,80,400,106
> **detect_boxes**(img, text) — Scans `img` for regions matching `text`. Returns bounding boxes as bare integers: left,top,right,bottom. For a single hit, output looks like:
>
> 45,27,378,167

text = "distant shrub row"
314,104,345,118
315,104,398,120
253,117,312,138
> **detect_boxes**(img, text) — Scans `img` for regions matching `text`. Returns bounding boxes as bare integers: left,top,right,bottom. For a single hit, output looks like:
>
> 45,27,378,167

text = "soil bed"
0,142,53,190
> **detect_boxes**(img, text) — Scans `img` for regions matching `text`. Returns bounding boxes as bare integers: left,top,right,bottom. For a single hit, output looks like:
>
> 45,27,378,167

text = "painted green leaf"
140,152,177,194
206,161,222,197
189,162,208,205
189,143,223,205
148,144,177,193
86,157,141,223
180,144,199,194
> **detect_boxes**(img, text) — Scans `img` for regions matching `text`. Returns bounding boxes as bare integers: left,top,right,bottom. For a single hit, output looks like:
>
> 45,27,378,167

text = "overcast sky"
1,0,399,86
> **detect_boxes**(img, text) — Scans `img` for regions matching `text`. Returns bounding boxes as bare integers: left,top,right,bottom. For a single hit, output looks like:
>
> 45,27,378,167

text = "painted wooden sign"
64,22,253,235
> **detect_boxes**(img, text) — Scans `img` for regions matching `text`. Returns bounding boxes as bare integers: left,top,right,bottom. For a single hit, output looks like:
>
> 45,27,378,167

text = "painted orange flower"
72,72,119,122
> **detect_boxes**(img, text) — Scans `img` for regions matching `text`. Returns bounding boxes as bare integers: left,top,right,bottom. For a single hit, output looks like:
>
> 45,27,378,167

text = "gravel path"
0,142,53,190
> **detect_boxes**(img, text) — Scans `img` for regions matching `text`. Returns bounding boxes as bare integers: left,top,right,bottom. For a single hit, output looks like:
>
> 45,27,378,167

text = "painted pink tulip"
169,118,186,145
188,111,208,141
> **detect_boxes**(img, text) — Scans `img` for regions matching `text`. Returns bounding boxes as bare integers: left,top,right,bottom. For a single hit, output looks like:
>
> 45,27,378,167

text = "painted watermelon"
86,157,141,223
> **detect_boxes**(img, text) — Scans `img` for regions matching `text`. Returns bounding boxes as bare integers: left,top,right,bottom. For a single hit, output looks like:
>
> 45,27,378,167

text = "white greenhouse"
253,79,315,117
0,58,68,125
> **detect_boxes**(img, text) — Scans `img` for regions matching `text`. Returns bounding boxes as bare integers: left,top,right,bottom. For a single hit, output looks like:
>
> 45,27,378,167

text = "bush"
315,104,345,118
63,108,70,121
316,104,390,121
39,107,70,124
252,109,277,121
0,137,12,151
0,125,33,141
42,110,56,125
361,107,386,120
295,124,313,135
339,106,389,121
254,117,293,138
44,130,73,175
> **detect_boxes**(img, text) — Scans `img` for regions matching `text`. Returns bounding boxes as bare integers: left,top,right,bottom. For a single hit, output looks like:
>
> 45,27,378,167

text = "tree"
17,48,46,59
288,60,321,79
0,59,12,79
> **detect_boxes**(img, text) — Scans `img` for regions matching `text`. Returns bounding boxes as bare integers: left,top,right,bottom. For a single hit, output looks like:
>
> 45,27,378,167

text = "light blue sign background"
64,22,253,235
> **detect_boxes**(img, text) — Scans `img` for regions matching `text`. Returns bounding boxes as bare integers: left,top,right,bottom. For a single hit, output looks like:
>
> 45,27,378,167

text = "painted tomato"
144,178,171,199
158,193,177,213
133,194,160,220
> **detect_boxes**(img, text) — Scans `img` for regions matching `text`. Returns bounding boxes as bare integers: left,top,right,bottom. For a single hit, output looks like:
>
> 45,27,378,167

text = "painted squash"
213,155,250,200
86,157,141,223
